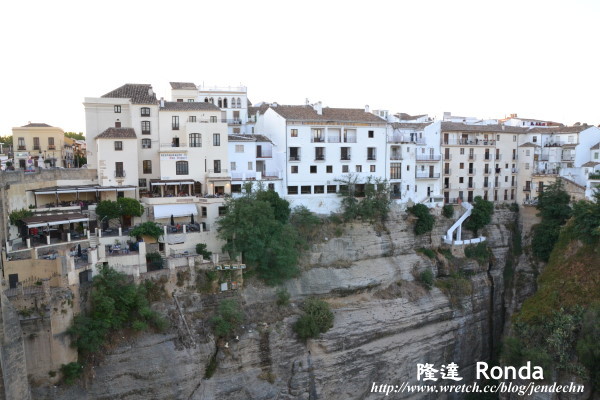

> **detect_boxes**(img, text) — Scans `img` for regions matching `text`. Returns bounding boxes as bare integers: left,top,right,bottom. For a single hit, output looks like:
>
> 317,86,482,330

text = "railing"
208,168,228,174
543,141,565,147
443,154,452,160
343,137,357,143
224,119,243,124
416,155,441,161
483,169,491,175
444,139,496,146
483,182,491,188
367,155,377,161
114,170,126,178
468,154,476,161
33,146,40,151
388,135,425,144
340,156,351,161
588,173,600,180
17,146,26,150
511,168,518,173
315,155,325,161
495,154,502,160
142,130,151,135
444,169,451,175
289,155,301,161
390,154,403,160
416,172,440,179
256,149,272,158
533,169,558,175
160,143,188,148
523,186,531,191
538,154,549,161
327,137,341,143
561,155,574,161
311,137,325,143
48,145,56,150
468,168,476,175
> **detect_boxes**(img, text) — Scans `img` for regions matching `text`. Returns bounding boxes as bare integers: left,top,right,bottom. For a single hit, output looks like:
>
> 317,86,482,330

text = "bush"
408,204,434,235
417,247,436,259
276,288,291,307
9,208,33,228
419,269,434,289
60,362,83,385
442,204,454,218
211,299,244,338
294,298,334,340
195,243,212,259
129,222,163,241
531,222,560,262
464,243,491,265
464,196,494,235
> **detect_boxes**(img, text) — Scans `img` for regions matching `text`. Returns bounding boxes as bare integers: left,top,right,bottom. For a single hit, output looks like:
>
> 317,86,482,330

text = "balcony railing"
327,136,341,143
343,137,357,143
416,155,441,161
443,154,452,160
160,143,188,148
443,139,496,146
208,168,228,174
256,149,272,158
443,169,451,175
311,137,325,143
416,172,440,179
468,154,476,161
315,155,325,161
495,154,502,161
483,169,491,175
588,173,600,180
523,186,531,192
468,168,476,175
224,119,243,124
115,170,126,178
533,169,558,175
48,145,56,150
17,145,26,150
289,155,301,161
543,141,565,147
340,156,351,161
367,155,377,161
390,153,403,160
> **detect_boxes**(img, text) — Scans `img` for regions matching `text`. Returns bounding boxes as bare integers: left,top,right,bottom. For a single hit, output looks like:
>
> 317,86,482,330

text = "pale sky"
1,0,598,136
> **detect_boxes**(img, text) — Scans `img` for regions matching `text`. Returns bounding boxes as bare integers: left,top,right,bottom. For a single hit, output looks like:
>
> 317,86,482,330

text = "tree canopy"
464,196,494,234
217,189,300,285
408,203,434,235
65,132,85,140
96,198,143,226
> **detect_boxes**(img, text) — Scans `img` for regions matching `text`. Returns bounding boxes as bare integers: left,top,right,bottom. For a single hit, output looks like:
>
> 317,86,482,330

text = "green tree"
9,208,33,228
335,174,391,222
95,200,121,224
572,189,600,244
129,221,163,241
536,179,571,223
408,203,434,235
256,189,291,223
294,298,334,340
290,206,322,243
464,196,494,235
64,132,85,140
211,299,244,338
117,197,144,222
0,135,12,145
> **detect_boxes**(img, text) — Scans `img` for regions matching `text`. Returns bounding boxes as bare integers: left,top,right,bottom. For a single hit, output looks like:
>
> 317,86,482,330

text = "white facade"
95,134,139,187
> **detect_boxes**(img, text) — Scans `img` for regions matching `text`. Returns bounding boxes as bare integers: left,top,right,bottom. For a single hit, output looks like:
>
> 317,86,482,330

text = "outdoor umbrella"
77,244,82,258
171,214,175,226
191,213,195,224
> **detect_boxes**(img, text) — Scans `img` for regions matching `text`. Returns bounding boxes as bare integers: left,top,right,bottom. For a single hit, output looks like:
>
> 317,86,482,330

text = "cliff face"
32,208,518,400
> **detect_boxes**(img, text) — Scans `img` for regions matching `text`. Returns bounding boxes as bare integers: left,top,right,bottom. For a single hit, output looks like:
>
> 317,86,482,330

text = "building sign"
160,153,188,161
15,152,29,157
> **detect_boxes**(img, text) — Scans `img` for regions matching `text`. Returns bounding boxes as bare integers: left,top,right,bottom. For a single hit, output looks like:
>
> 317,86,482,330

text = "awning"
151,180,195,186
153,204,198,219
21,213,89,228
30,185,137,195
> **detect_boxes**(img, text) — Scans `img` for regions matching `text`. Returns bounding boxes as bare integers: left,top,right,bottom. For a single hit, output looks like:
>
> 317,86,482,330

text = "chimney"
160,97,165,108
305,98,310,105
312,101,322,115
115,119,121,128
148,87,154,97
365,105,370,113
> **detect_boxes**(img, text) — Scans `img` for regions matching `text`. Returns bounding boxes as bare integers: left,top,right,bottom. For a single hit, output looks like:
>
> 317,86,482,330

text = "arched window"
236,98,241,108
223,98,228,108
209,97,214,104
218,97,222,108
204,97,209,103
189,133,201,147
176,161,189,175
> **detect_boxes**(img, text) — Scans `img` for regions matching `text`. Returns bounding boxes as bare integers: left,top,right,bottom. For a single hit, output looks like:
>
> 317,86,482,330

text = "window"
138,179,147,188
459,177,464,183
532,136,537,142
315,147,325,161
311,128,324,142
390,163,401,179
370,165,376,172
214,160,221,173
235,145,244,153
218,206,227,216
341,147,351,160
288,186,298,195
595,153,599,160
188,99,194,102
310,165,317,174
114,141,123,151
460,163,464,169
114,105,121,113
368,130,374,138
513,135,517,142
568,135,574,143
201,207,207,217
314,185,325,194
289,147,300,161
176,161,188,175
143,160,152,174
342,165,349,173
231,184,242,193
141,121,151,134
141,107,150,116
17,137,25,150
327,185,337,193
210,116,217,123
230,162,236,171
460,148,465,155
33,137,40,150
326,165,333,173
301,186,311,194
526,149,530,156
291,129,298,137
142,139,151,149
356,165,362,173
367,147,376,160
291,165,298,174
525,163,530,170
115,162,124,177
213,133,220,146
248,162,253,170
496,135,500,141
189,133,201,147
172,116,179,130
233,128,240,134
189,116,196,122
48,137,55,148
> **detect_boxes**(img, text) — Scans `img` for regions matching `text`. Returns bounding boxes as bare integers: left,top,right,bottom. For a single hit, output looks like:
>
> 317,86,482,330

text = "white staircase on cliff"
443,202,486,245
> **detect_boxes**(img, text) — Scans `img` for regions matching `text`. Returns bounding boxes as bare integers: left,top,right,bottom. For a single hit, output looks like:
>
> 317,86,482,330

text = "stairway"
443,202,486,245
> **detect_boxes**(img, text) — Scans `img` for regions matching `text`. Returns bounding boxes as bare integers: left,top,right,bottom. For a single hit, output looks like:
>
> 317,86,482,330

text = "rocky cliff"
32,207,519,400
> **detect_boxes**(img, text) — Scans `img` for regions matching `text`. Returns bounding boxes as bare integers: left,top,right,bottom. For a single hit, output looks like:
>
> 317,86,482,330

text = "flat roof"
21,213,89,228
28,185,137,195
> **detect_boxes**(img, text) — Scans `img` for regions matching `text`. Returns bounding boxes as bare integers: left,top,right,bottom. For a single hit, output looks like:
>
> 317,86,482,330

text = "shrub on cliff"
442,204,454,218
408,204,434,235
464,196,493,235
211,299,244,338
531,179,571,261
294,298,334,340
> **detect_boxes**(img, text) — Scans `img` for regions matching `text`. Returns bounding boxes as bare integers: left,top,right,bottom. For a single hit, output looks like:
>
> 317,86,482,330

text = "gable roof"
160,101,220,111
391,122,432,130
269,105,386,123
395,113,428,121
101,84,157,104
170,82,197,90
95,127,137,139
591,142,600,150
21,123,52,128
518,142,539,147
441,122,528,134
228,134,272,143
527,126,590,134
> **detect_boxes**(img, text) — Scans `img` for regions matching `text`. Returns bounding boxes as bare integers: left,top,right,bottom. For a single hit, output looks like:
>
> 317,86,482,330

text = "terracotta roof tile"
21,123,52,128
169,82,197,90
441,122,528,134
269,105,386,123
101,84,157,104
527,126,590,134
582,161,600,167
391,122,432,130
160,101,220,111
591,142,600,150
518,142,539,147
95,127,137,139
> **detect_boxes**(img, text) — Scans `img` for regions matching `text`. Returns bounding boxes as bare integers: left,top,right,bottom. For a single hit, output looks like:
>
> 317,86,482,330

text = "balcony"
340,156,351,161
468,154,476,161
315,155,326,161
416,172,440,179
416,155,441,161
443,139,496,146
390,153,402,160
523,186,531,192
561,155,575,162
311,137,325,143
511,168,518,173
18,145,26,150
327,136,341,143
115,170,126,178
543,141,565,147
443,154,452,161
387,135,425,144
533,169,558,175
224,119,243,125
48,145,56,150
367,156,377,161
289,155,301,162
588,173,600,180
160,143,188,148
483,169,491,175
468,168,476,175
443,169,451,175
256,149,272,158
